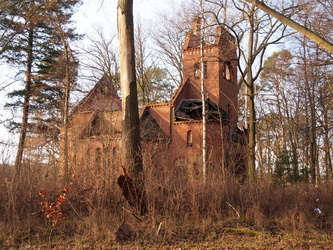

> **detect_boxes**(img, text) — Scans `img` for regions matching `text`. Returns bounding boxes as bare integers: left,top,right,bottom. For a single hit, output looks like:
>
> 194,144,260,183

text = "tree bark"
117,0,146,215
14,26,34,178
117,0,143,177
199,2,207,183
244,0,333,54
245,13,256,185
57,20,71,182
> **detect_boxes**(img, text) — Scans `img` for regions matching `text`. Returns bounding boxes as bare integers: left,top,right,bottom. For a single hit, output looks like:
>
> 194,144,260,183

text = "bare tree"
117,0,146,215
151,5,191,88
226,0,290,184
79,29,120,91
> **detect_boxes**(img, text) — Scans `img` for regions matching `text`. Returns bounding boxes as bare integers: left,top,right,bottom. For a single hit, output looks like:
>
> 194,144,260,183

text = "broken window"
175,99,228,122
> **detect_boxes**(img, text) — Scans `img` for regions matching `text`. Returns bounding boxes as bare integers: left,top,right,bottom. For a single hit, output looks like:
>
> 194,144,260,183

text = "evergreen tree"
1,0,81,176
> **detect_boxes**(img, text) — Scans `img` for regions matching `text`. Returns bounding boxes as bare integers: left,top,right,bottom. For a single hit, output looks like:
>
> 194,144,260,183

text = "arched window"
95,147,102,173
194,63,200,78
187,130,193,147
104,147,110,168
194,62,207,79
225,63,231,81
113,147,117,158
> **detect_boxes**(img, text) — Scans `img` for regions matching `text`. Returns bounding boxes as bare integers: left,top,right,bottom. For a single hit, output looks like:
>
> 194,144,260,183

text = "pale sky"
73,0,173,36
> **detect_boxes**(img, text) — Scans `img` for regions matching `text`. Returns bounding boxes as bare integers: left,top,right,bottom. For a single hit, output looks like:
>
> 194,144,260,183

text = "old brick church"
60,19,247,183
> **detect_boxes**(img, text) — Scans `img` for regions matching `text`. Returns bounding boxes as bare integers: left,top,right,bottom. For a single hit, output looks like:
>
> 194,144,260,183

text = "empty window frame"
224,62,232,81
194,62,207,79
187,130,193,147
194,63,200,78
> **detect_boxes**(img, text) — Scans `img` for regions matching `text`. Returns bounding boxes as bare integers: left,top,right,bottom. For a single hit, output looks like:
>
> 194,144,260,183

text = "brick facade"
60,19,247,183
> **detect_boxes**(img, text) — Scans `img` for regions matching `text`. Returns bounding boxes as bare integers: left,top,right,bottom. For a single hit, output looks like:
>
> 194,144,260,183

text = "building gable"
79,111,121,140
72,74,121,114
141,111,168,142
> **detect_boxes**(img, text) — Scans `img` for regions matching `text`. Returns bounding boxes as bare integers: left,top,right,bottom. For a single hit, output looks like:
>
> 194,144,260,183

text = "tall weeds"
0,145,332,247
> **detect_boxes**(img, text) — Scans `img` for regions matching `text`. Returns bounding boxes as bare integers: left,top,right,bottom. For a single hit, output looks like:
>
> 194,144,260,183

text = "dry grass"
0,154,333,248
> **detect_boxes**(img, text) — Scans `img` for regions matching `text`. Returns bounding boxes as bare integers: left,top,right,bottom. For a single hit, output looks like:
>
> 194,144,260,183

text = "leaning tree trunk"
117,0,146,215
244,0,333,54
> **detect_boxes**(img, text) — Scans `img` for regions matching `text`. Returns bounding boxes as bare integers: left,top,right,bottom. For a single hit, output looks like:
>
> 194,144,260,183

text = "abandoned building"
60,19,247,184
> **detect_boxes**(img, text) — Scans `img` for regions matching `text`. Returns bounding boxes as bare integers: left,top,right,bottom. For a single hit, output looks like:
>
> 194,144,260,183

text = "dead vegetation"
0,155,333,248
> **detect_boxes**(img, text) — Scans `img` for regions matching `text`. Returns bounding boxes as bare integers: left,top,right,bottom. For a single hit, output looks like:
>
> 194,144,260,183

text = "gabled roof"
140,103,171,139
71,74,121,114
172,78,201,109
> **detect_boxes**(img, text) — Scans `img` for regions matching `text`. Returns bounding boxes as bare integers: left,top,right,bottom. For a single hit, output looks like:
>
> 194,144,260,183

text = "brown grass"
0,154,333,248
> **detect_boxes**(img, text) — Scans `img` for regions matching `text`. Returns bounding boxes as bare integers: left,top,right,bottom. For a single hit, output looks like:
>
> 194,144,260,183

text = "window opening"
95,147,102,173
225,63,231,80
113,147,117,158
187,130,193,147
194,63,200,78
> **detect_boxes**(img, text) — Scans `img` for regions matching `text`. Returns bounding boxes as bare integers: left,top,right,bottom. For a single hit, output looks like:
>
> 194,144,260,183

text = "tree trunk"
60,28,71,182
117,0,146,215
14,26,34,178
246,17,256,185
323,109,333,179
199,2,207,183
117,0,143,177
244,0,333,54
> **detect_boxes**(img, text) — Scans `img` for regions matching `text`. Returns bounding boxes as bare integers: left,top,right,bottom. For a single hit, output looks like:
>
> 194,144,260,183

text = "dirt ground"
8,227,333,249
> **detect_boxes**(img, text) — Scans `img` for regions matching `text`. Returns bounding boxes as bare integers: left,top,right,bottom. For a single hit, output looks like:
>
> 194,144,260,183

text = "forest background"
0,0,332,248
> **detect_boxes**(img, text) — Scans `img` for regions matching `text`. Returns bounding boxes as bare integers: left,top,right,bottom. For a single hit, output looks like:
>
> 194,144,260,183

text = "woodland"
0,0,332,248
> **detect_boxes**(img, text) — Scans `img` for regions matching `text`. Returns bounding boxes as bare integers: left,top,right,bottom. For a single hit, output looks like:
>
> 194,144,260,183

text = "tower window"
187,130,193,147
194,63,200,78
224,62,232,81
194,62,207,79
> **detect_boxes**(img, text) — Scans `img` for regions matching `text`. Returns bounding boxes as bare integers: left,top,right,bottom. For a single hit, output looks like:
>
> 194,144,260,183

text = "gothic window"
187,130,193,147
194,62,207,79
194,63,200,78
113,147,117,158
95,147,102,173
86,148,92,168
225,63,231,80
224,62,233,82
104,147,110,168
